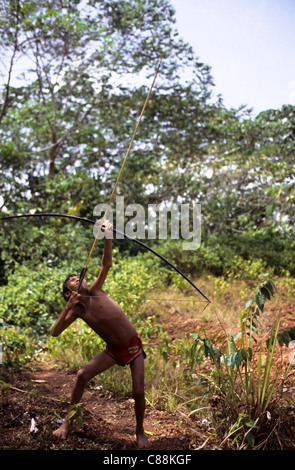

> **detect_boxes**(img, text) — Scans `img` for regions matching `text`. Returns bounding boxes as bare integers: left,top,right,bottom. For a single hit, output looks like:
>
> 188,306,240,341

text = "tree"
2,0,292,272
0,1,212,166
180,104,295,236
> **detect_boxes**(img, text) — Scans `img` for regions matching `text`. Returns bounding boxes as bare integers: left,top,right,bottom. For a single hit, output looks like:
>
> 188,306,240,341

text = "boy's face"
66,275,87,296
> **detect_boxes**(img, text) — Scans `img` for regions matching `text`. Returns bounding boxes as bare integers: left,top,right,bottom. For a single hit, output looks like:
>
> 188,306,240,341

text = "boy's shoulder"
89,285,108,296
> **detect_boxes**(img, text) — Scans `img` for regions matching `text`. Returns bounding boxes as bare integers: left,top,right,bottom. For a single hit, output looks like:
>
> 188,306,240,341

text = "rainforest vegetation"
0,0,294,451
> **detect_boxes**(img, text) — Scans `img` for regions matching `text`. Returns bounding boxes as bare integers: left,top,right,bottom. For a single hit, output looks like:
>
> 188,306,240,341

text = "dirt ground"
0,294,294,452
0,360,220,451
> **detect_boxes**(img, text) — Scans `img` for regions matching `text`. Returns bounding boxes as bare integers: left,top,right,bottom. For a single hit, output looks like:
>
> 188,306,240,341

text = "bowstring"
66,284,210,302
4,223,209,306
2,219,209,309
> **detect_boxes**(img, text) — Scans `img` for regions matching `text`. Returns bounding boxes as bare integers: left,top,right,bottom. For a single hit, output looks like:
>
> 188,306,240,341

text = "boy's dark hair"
62,274,77,301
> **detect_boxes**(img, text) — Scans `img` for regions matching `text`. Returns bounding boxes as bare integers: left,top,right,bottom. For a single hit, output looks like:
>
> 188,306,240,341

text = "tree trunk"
49,127,58,176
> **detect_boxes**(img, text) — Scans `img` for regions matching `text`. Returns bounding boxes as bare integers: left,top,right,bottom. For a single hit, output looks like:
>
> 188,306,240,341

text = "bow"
0,212,211,305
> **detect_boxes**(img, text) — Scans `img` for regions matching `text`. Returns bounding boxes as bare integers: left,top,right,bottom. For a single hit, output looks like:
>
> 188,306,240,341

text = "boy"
51,220,150,449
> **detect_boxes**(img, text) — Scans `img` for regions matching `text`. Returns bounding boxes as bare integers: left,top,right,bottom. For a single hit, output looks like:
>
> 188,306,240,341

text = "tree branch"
32,100,96,154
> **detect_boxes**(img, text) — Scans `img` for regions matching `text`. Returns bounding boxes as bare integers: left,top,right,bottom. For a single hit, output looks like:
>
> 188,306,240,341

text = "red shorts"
104,334,146,366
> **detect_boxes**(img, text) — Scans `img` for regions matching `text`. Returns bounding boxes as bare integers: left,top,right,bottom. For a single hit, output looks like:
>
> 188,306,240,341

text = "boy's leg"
69,351,116,405
53,352,116,439
130,353,151,449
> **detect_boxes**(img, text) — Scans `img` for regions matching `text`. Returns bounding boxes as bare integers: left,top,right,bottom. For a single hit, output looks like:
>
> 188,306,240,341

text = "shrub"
0,264,67,335
0,325,36,370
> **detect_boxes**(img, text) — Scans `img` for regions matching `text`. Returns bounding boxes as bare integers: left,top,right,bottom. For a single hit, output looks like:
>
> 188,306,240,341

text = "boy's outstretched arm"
90,220,113,294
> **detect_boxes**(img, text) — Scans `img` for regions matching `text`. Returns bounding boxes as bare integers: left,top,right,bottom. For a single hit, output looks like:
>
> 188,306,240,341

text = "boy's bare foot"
137,430,151,449
53,420,73,440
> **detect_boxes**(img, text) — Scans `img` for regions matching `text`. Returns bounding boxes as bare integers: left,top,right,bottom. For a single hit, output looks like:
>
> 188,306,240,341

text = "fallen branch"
9,385,68,403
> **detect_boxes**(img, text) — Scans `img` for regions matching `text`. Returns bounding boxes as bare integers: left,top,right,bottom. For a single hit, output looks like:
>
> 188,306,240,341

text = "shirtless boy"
51,220,150,449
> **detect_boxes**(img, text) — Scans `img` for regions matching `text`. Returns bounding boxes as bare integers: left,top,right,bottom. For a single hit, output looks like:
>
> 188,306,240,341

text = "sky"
169,0,295,115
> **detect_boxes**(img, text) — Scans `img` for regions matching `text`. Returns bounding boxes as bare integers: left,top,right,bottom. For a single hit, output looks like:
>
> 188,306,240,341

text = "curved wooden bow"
0,212,211,305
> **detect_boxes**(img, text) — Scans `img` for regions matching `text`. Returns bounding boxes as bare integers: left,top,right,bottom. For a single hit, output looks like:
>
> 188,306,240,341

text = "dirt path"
0,361,218,451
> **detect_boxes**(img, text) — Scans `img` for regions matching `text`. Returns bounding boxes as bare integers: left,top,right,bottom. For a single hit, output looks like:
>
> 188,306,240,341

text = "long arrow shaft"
80,58,162,289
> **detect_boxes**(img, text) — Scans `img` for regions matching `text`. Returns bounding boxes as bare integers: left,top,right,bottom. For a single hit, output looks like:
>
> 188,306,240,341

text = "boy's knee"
132,385,144,401
76,368,89,385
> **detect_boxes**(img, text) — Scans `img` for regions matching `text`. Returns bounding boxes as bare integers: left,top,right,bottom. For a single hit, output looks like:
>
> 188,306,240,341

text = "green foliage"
68,403,83,431
48,321,104,366
104,254,165,312
221,346,253,370
0,325,36,370
189,278,294,449
0,1,294,262
241,277,276,334
229,413,259,449
154,230,295,281
268,326,295,349
0,264,67,335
